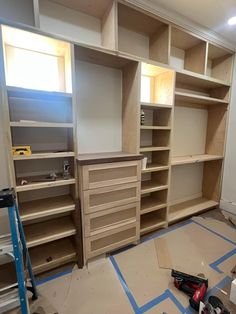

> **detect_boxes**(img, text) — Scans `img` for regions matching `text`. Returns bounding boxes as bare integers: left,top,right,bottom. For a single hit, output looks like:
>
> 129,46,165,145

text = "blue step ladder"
0,188,38,313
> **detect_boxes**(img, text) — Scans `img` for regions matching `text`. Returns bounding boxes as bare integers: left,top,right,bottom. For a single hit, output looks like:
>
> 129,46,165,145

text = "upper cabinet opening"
141,63,175,106
2,25,72,93
207,43,234,83
38,0,116,50
118,3,170,64
0,0,35,26
170,27,207,75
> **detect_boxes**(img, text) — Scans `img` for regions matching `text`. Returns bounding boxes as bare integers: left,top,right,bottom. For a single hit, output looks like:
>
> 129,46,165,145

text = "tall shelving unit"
0,25,81,274
139,63,175,235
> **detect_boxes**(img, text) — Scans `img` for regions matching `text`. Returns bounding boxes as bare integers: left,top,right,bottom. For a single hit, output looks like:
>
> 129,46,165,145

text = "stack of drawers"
78,155,142,262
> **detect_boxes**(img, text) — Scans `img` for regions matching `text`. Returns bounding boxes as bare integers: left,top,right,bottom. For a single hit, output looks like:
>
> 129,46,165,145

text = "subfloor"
9,209,236,314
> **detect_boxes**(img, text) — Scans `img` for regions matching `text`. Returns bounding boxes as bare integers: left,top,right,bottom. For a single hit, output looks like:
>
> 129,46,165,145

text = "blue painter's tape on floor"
206,276,232,298
210,248,236,273
192,219,236,246
36,267,73,286
110,255,140,313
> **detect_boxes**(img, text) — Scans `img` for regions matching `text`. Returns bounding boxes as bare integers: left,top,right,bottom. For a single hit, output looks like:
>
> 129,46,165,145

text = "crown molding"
124,0,236,51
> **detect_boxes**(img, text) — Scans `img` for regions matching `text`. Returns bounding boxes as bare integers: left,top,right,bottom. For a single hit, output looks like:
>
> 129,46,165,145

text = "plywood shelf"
20,195,75,222
176,69,231,89
141,195,167,215
140,126,171,130
13,151,75,160
175,91,229,106
141,102,172,109
24,216,76,248
30,237,77,274
141,180,168,194
171,154,223,166
142,163,169,173
16,176,76,192
169,197,218,223
10,121,74,128
140,146,170,152
140,211,166,235
0,263,17,291
7,86,72,100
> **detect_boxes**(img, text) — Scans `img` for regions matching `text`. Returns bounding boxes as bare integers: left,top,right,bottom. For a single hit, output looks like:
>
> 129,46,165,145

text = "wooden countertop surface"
77,151,143,165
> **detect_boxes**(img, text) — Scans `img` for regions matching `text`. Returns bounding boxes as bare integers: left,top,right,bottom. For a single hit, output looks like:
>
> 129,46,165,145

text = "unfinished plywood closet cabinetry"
0,0,234,266
139,63,175,235
74,46,142,262
0,25,82,274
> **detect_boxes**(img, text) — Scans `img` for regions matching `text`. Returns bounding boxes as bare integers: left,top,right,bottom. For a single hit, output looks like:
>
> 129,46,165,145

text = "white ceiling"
150,0,236,45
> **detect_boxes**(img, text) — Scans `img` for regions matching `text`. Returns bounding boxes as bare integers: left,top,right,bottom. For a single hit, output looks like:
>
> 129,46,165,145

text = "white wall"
220,55,236,214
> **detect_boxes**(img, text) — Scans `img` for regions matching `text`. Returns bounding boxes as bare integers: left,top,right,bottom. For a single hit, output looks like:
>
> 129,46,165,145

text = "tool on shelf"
171,269,208,311
0,188,38,314
12,146,32,156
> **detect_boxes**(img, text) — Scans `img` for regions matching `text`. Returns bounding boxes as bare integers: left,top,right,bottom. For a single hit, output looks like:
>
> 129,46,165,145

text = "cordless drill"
171,269,208,311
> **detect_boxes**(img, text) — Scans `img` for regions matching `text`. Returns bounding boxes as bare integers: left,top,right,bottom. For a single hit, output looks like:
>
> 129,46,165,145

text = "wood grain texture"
122,61,141,153
24,216,76,247
185,42,207,75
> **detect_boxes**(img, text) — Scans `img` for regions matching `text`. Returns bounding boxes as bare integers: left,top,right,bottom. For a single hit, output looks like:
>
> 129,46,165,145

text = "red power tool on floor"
171,269,208,311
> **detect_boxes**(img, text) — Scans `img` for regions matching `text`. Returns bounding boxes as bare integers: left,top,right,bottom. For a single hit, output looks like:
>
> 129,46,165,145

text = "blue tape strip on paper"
110,218,236,313
192,219,236,245
36,267,73,286
209,248,236,273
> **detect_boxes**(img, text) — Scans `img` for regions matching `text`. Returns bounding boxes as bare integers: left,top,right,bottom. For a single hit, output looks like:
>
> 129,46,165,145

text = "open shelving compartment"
117,2,170,63
170,71,230,223
139,62,174,234
169,160,222,223
206,43,234,83
74,44,140,155
170,26,207,75
140,207,167,235
38,0,117,49
1,25,81,274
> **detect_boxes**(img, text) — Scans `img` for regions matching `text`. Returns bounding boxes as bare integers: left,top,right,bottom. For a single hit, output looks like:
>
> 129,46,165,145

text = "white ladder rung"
0,289,19,314
0,235,13,255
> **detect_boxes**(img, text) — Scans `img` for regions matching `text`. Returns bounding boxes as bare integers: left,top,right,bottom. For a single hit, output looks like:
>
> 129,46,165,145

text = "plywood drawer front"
85,222,139,258
84,202,140,237
83,182,140,214
82,161,141,190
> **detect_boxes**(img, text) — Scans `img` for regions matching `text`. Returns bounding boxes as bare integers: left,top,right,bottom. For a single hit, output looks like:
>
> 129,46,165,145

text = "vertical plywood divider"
101,0,118,50
122,61,141,153
154,71,175,105
184,41,207,75
205,106,228,156
202,160,223,202
211,54,234,82
149,24,170,64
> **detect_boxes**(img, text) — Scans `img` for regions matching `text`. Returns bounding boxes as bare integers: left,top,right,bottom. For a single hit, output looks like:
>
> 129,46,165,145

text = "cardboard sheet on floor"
36,259,134,314
192,216,236,243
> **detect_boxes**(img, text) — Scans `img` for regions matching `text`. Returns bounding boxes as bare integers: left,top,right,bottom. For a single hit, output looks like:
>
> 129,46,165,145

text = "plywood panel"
170,163,204,204
76,60,122,153
39,0,102,45
50,0,112,18
172,106,208,156
118,27,150,59
0,0,35,26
